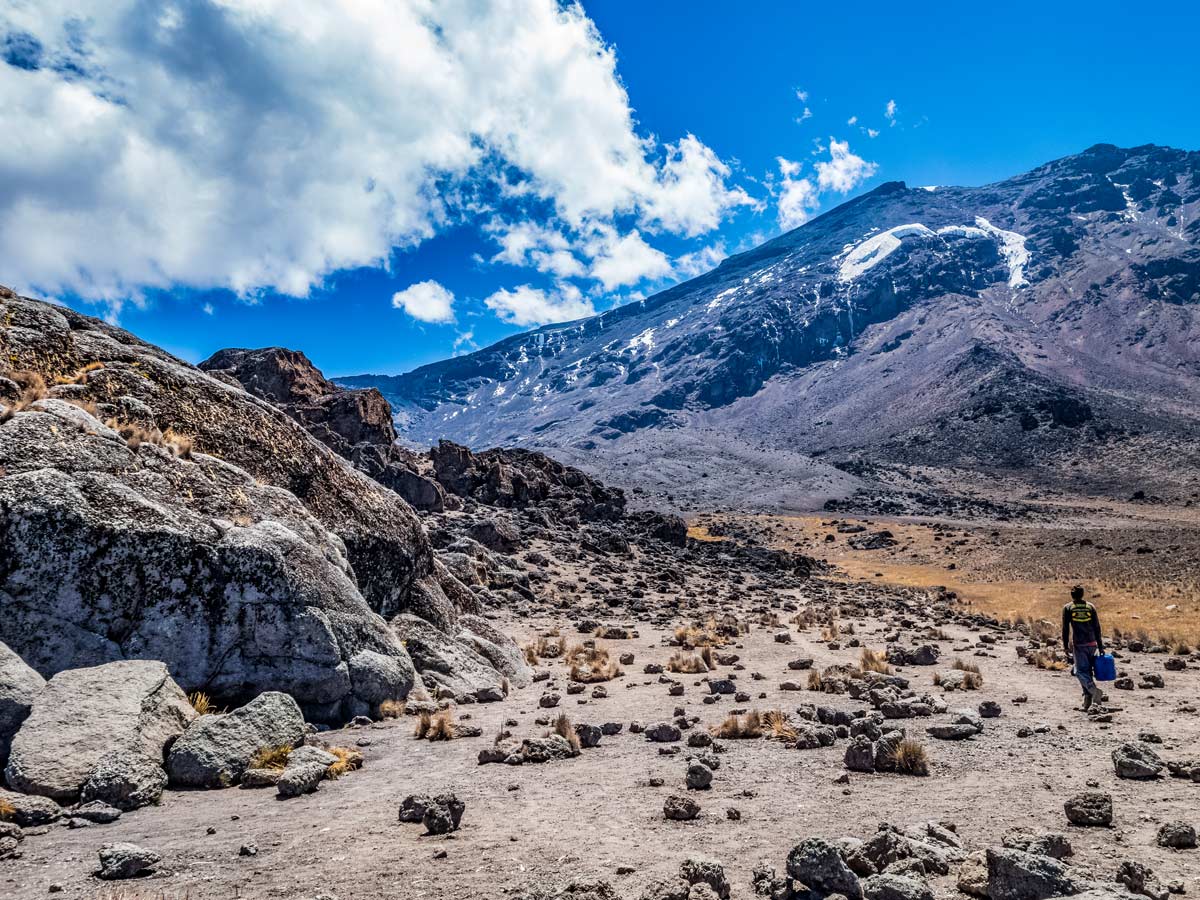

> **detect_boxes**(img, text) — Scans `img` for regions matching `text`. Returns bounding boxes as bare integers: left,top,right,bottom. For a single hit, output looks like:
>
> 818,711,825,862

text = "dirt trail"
5,603,1199,900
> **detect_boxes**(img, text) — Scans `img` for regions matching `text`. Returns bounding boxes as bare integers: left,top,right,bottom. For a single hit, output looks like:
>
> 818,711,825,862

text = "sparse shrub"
522,643,538,665
806,670,824,691
952,658,981,674
551,713,582,751
378,699,405,719
0,797,15,821
820,620,841,642
711,710,763,739
666,650,709,674
859,648,892,674
890,739,930,776
699,645,715,670
962,671,983,690
249,745,293,770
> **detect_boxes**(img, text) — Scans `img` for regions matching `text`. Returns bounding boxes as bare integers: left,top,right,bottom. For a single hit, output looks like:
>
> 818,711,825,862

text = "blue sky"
4,0,1199,377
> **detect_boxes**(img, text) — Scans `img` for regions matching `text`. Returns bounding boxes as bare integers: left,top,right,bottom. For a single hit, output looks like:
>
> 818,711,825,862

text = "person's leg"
1074,646,1096,698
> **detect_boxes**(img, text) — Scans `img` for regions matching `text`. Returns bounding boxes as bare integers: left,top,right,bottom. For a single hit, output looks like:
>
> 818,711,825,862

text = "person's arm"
1092,605,1104,653
1062,605,1071,653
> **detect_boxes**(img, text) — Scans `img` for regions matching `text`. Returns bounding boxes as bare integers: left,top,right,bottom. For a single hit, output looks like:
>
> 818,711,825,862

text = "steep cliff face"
345,144,1200,504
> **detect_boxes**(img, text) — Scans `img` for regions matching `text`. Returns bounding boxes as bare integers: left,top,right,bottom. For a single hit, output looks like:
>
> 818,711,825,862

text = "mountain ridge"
344,143,1200,511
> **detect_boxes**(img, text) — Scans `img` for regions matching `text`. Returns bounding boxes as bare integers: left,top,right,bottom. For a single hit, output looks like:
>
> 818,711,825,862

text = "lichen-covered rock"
0,640,43,768
4,661,192,803
166,692,305,788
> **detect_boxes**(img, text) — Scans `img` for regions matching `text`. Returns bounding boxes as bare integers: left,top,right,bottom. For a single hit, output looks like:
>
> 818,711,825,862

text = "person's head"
1070,585,1085,602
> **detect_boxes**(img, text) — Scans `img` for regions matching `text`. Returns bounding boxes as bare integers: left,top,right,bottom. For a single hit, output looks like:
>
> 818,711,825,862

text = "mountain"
343,144,1200,511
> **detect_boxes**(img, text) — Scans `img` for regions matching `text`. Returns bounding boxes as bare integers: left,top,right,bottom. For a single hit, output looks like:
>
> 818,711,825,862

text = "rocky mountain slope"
345,144,1200,508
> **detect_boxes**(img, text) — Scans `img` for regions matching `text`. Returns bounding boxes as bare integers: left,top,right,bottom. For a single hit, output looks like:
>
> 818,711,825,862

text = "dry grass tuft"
1032,648,1068,671
187,692,222,716
52,361,105,386
325,747,364,779
820,620,841,642
415,709,458,741
763,709,798,742
566,643,621,682
0,371,48,423
711,709,763,739
859,648,892,674
249,745,293,770
0,797,15,821
666,650,709,674
550,713,582,751
806,670,824,691
378,698,406,719
889,738,930,776
673,617,727,649
952,658,981,674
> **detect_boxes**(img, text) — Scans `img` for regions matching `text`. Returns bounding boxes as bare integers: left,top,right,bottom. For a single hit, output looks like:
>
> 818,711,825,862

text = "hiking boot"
1089,685,1106,706
1082,692,1093,711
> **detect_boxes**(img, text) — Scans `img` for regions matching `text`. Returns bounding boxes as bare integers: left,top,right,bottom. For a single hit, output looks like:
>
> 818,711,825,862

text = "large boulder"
392,614,509,701
0,396,418,722
4,660,192,802
0,641,44,767
166,691,305,788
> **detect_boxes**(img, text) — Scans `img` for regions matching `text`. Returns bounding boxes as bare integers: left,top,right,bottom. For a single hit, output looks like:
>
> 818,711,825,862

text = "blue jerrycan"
1093,653,1117,682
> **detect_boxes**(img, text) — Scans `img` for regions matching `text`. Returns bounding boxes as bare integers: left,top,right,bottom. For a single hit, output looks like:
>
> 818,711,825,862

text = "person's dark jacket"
1062,600,1104,653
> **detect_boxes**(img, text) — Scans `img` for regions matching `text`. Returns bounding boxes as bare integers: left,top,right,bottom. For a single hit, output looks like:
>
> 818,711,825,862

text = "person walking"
1062,585,1106,710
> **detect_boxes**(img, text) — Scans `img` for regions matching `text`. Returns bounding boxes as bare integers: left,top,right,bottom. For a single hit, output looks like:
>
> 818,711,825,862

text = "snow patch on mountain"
838,223,934,282
974,217,1030,288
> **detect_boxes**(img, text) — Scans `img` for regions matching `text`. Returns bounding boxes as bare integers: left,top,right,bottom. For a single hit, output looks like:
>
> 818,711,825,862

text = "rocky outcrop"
166,691,305,788
200,346,446,513
0,290,522,718
4,661,194,802
430,440,625,521
0,641,43,768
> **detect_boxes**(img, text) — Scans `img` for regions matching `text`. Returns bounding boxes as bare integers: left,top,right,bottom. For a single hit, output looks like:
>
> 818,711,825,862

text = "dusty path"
4,603,1198,900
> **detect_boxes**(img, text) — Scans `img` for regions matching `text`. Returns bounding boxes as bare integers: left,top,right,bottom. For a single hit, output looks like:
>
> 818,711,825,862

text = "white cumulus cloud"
885,99,898,124
815,138,878,193
392,280,456,323
584,227,672,290
484,283,596,327
0,0,753,315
